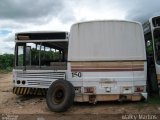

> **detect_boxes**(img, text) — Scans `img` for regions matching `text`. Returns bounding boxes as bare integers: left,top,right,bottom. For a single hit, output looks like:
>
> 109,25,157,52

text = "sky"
0,0,160,54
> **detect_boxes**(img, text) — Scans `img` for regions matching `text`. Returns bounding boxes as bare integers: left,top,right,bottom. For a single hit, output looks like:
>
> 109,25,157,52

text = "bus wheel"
46,80,75,112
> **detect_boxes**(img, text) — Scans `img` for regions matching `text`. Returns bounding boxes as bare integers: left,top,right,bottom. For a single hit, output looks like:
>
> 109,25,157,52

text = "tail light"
84,87,95,93
134,86,144,92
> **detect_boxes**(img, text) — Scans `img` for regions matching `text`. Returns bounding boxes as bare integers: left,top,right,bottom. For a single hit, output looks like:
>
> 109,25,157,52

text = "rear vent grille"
16,71,66,87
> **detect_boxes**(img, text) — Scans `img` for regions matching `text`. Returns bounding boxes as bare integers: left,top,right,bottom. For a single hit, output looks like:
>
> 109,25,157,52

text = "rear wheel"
46,80,75,112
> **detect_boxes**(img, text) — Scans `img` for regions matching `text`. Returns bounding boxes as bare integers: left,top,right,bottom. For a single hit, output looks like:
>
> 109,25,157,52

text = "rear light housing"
84,87,95,93
134,86,144,92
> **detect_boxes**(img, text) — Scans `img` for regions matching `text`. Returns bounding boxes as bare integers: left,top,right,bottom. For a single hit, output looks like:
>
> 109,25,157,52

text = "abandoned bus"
13,31,69,95
13,20,147,112
143,16,160,94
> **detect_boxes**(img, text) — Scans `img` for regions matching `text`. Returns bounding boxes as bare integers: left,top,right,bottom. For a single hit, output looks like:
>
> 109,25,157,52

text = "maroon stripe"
72,65,144,67
71,65,143,69
71,66,132,68
71,68,144,72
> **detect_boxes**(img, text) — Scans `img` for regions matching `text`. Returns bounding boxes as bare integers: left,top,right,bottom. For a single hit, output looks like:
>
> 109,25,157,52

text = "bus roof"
15,31,68,43
71,19,142,27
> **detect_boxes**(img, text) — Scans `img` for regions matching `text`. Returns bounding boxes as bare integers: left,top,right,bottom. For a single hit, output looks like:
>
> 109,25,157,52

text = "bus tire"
46,80,75,112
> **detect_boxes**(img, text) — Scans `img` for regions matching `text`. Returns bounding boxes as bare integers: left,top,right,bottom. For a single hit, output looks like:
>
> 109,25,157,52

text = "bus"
143,16,160,94
13,20,147,112
13,31,69,95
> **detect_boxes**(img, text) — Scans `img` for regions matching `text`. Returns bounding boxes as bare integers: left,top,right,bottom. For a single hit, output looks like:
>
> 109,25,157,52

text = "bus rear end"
68,20,147,102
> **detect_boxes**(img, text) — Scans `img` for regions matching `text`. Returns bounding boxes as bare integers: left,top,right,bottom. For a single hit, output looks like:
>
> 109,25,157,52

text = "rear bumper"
74,93,148,102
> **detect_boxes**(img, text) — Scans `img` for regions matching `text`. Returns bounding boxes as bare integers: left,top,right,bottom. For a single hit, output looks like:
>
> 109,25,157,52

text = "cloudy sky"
0,0,160,54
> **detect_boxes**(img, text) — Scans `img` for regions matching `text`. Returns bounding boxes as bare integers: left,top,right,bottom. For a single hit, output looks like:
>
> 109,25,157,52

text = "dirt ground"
0,73,160,120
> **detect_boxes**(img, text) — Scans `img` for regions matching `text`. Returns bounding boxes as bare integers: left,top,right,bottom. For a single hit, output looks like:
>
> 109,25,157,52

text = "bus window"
17,46,24,66
26,46,31,66
152,16,160,27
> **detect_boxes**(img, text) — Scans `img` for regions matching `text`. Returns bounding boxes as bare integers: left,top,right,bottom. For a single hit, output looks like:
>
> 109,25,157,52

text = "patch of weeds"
134,101,146,110
148,95,160,105
0,67,12,73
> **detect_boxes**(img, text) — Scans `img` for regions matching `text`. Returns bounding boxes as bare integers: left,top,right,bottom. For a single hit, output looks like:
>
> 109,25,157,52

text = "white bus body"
68,20,147,102
13,20,147,105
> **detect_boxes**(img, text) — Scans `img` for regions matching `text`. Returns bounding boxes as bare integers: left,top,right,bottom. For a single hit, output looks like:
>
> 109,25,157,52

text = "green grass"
133,95,160,109
148,95,160,105
0,67,12,73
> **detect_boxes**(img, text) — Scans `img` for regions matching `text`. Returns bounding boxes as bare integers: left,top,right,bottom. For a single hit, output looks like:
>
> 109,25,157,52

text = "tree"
0,54,14,70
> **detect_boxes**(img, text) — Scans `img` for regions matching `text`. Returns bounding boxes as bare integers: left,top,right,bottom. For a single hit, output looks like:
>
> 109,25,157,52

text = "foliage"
0,54,14,70
148,95,160,105
0,49,62,71
146,40,153,56
30,48,62,65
